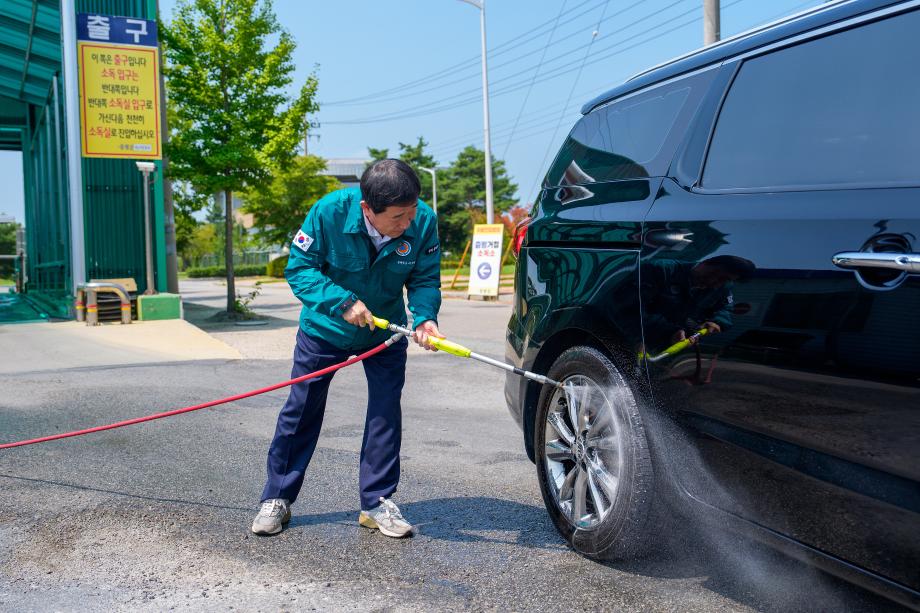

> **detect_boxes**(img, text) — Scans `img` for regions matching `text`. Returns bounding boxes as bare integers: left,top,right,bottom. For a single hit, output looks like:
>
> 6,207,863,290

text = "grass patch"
0,278,13,286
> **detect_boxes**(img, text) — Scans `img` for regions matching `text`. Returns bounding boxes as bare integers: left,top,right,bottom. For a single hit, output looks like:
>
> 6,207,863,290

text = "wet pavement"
0,283,901,611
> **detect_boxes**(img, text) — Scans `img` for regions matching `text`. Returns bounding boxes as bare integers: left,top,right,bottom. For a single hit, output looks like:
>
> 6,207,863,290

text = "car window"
545,69,716,188
703,9,920,190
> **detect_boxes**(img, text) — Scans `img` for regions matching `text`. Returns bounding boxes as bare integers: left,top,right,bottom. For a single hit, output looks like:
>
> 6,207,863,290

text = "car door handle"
832,251,920,273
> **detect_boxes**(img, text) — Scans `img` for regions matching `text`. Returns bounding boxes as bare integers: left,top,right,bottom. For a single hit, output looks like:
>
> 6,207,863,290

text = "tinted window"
545,69,715,187
703,10,920,190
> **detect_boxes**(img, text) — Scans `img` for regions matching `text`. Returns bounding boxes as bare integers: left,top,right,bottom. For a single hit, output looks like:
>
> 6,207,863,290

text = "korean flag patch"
293,229,314,252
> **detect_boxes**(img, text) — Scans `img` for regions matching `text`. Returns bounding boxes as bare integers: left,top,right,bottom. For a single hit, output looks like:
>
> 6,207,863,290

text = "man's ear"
360,200,370,214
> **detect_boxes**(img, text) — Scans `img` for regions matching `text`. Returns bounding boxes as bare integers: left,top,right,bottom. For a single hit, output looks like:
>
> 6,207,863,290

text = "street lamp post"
458,0,494,224
136,161,157,294
419,166,438,214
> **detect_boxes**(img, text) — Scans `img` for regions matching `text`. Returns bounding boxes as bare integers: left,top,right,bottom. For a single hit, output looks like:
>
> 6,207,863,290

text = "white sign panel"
467,224,504,297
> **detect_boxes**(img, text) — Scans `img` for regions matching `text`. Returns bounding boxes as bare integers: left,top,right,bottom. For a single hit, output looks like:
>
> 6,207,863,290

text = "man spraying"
252,159,443,538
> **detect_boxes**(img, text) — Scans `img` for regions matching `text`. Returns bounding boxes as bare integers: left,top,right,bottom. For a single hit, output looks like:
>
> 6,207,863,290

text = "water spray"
372,316,564,389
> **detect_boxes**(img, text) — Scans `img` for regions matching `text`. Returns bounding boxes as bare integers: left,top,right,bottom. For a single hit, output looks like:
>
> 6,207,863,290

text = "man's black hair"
702,255,757,280
360,159,421,213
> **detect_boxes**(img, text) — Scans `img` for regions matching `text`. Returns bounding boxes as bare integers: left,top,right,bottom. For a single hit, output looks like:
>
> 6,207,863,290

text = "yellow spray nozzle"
638,328,711,362
428,336,472,358
372,316,390,330
664,327,710,355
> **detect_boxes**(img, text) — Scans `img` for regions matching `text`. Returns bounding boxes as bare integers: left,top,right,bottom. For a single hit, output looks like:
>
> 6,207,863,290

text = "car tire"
534,345,655,560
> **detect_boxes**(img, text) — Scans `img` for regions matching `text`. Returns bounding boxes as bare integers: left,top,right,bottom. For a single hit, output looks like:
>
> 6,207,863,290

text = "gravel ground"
0,280,900,611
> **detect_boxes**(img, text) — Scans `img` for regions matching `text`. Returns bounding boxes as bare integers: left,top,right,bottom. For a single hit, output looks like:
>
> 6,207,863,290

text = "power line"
501,0,569,160
529,0,611,200
323,0,708,126
320,0,606,107
327,0,656,110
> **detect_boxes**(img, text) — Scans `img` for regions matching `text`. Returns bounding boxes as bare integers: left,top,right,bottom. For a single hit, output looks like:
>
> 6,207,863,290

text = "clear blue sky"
0,0,822,224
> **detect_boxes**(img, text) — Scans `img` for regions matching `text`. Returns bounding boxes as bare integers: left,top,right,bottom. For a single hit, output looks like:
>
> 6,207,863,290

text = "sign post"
76,13,161,159
467,224,504,298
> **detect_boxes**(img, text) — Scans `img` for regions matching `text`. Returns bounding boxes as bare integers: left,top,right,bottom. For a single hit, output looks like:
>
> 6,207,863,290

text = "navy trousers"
261,328,408,510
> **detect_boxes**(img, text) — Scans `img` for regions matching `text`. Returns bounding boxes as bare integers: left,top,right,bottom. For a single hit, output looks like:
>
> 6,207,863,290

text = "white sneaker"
251,498,291,535
358,497,413,538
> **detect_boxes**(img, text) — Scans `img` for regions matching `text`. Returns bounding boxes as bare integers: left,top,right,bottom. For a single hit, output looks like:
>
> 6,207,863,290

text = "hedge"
266,255,289,278
186,264,266,278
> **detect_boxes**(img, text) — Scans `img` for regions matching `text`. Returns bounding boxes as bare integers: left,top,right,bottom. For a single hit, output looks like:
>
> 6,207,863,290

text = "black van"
504,0,920,608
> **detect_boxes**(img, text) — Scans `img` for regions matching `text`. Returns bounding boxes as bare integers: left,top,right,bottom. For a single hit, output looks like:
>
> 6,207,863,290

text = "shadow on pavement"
289,496,563,550
0,473,251,514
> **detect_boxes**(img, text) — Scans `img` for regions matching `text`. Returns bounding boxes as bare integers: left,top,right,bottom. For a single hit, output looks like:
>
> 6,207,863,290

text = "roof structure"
0,0,61,150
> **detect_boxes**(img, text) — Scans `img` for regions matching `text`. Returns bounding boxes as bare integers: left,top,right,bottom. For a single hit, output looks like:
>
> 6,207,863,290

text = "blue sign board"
76,13,158,48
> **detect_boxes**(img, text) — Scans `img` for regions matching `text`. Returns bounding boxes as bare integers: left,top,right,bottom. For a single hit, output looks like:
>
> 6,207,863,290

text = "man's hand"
413,321,445,351
343,300,375,328
702,321,722,334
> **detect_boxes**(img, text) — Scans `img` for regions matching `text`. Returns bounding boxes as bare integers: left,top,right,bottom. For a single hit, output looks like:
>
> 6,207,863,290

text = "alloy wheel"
543,375,625,529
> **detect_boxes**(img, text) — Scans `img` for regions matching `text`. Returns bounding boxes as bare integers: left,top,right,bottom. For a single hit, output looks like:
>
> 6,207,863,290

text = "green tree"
0,222,18,279
438,146,517,253
397,137,437,205
241,155,341,247
172,181,209,261
162,0,318,314
366,146,389,166
184,223,221,266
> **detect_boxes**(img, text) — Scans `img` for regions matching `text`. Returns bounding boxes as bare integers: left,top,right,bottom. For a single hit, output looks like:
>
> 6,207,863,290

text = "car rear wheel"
535,345,654,559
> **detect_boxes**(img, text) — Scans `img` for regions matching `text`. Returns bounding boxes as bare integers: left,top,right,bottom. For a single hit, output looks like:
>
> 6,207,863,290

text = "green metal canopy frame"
0,0,167,319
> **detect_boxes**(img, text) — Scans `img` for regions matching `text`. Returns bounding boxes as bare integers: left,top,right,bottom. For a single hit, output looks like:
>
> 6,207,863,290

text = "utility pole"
459,0,494,224
704,0,720,45
157,0,179,293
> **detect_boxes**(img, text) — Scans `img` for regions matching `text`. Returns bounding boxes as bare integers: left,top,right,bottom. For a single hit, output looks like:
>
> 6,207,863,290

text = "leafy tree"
184,223,221,267
397,137,437,205
172,181,210,257
366,138,438,204
438,145,517,253
499,204,532,236
367,147,389,165
162,0,318,314
242,155,341,247
0,222,19,279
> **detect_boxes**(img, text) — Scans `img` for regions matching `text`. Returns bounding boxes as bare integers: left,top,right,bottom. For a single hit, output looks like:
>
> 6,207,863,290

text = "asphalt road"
0,281,900,611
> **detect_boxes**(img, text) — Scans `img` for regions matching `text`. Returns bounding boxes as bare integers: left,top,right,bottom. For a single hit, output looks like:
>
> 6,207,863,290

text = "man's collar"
363,213,385,240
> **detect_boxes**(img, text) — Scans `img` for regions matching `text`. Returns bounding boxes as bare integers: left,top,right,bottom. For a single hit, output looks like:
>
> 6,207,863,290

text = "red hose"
0,340,392,450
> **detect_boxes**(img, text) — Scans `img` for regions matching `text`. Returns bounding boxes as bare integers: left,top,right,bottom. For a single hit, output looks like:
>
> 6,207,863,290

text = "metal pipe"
52,75,66,264
61,0,86,294
419,166,437,214
136,164,157,294
458,0,494,224
374,317,562,388
76,282,133,325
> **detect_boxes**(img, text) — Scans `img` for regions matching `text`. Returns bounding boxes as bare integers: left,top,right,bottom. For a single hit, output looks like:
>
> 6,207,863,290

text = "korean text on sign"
76,13,161,159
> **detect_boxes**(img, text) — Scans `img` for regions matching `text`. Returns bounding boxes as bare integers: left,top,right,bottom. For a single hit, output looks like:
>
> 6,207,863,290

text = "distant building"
231,195,255,230
321,158,370,189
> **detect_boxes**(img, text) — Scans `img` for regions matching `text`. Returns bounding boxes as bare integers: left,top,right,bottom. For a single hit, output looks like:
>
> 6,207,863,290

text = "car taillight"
512,217,531,258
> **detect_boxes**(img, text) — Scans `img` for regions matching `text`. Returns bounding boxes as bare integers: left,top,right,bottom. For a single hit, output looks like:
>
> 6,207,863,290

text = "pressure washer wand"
373,317,564,389
638,328,710,363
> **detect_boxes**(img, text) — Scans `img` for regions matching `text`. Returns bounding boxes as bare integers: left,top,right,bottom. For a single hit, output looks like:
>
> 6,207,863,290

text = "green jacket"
285,187,441,350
